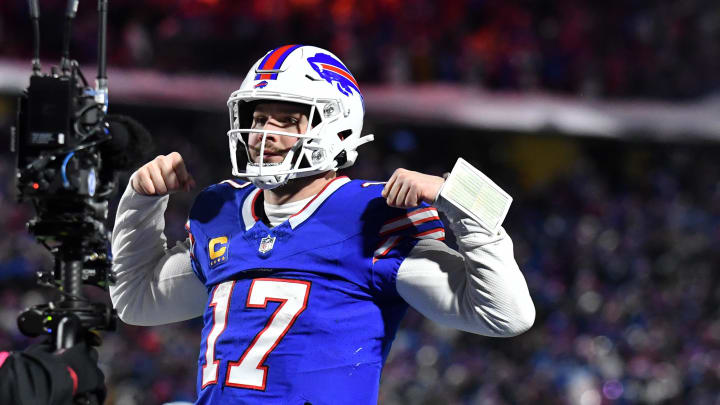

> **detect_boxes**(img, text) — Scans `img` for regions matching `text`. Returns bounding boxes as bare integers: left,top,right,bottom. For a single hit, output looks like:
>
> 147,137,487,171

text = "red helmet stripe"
319,63,359,88
260,44,296,71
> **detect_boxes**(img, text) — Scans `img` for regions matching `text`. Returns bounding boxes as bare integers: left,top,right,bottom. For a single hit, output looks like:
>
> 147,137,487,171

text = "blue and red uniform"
186,176,445,404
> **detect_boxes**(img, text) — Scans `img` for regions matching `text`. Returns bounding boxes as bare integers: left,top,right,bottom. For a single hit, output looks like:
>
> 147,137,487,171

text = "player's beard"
248,142,294,165
247,137,334,195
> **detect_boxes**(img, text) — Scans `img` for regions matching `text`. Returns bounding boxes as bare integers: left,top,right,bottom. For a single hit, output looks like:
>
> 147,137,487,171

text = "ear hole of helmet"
334,150,347,167
337,129,352,140
332,130,352,166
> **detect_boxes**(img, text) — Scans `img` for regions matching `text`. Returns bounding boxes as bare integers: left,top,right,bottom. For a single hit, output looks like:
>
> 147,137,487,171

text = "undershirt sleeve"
395,197,535,337
109,177,208,326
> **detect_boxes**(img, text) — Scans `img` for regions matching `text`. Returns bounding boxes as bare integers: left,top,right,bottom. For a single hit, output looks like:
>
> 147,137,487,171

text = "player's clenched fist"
382,168,445,208
131,152,196,196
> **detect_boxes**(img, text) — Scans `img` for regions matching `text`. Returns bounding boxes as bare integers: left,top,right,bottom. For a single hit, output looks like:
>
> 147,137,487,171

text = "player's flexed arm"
382,167,535,337
110,152,208,326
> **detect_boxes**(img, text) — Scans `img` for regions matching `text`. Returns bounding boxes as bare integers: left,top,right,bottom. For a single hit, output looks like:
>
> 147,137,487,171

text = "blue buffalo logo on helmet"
254,80,269,89
306,53,361,99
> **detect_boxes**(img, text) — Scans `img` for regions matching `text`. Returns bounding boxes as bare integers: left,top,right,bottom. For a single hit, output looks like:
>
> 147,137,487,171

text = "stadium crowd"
0,118,718,403
1,0,719,403
1,0,719,99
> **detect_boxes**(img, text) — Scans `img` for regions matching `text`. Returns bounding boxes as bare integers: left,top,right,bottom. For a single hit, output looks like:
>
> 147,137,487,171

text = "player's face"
248,102,309,164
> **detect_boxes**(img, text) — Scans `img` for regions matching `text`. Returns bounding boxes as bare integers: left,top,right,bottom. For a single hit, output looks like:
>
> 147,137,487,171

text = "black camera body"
9,3,142,387
14,64,115,288
16,73,104,199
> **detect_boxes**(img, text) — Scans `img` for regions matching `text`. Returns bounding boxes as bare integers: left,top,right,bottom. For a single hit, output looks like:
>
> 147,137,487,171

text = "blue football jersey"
186,176,445,404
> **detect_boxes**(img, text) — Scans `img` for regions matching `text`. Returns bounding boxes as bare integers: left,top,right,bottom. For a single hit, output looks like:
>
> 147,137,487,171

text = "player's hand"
382,168,445,208
131,152,196,196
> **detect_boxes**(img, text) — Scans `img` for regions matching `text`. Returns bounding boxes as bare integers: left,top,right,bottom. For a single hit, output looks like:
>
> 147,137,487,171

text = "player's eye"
252,116,268,128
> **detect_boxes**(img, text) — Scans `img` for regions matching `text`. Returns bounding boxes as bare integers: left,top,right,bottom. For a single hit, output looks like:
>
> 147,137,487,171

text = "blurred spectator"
1,0,719,99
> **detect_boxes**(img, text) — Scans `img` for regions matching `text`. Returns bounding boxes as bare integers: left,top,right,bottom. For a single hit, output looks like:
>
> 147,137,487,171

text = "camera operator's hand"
54,342,106,402
131,152,196,196
2,341,107,405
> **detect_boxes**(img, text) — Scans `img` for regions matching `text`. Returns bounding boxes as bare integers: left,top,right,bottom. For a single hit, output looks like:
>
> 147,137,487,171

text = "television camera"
10,1,151,402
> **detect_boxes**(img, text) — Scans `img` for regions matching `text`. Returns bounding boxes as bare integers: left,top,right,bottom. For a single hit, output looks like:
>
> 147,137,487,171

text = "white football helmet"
227,44,374,189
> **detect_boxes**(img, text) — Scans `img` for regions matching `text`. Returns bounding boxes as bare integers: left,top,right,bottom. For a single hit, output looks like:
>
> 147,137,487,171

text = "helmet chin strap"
250,168,338,191
246,133,374,187
245,139,303,189
250,176,284,190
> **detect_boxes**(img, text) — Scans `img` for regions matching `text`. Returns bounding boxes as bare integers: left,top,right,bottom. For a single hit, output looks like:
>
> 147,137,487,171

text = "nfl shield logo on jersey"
259,235,276,254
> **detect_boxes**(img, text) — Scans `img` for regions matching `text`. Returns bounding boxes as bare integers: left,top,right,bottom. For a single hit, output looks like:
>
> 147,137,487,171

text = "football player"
110,45,535,404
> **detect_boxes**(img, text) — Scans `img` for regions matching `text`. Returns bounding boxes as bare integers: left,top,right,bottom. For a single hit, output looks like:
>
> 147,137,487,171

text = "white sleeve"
109,179,208,326
395,198,535,337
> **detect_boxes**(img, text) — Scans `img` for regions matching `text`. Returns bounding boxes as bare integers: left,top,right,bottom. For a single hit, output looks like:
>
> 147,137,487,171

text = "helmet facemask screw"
312,149,325,163
323,103,336,118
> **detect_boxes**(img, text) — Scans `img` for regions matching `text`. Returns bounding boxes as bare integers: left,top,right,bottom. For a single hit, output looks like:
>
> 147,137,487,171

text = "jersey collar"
241,188,263,230
241,176,351,230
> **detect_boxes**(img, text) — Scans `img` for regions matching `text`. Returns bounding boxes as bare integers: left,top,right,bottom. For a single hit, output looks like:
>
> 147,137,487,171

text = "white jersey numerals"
201,280,235,388
200,278,311,390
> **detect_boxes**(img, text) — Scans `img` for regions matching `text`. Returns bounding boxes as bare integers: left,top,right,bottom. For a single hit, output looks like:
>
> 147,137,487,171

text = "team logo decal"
209,236,229,268
307,53,361,98
259,235,276,254
254,80,268,89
